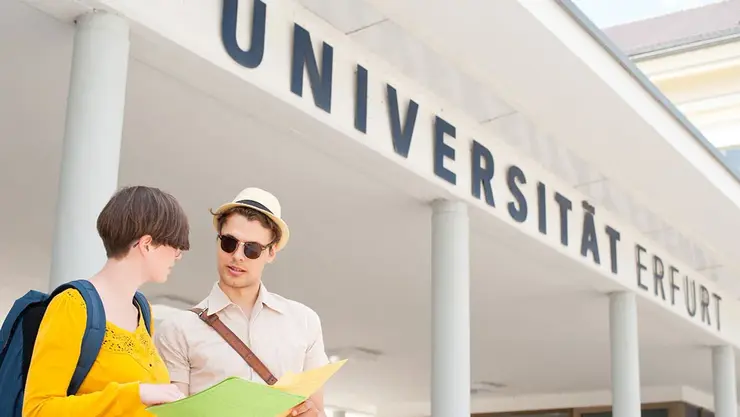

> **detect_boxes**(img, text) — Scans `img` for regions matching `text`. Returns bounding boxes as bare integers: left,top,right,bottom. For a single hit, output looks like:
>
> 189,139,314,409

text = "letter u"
221,0,267,68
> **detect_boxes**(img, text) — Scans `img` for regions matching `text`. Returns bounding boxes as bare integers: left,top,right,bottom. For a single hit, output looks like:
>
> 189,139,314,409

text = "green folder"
146,377,306,417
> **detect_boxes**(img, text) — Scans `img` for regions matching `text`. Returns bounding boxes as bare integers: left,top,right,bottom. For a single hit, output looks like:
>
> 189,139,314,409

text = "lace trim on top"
61,290,160,370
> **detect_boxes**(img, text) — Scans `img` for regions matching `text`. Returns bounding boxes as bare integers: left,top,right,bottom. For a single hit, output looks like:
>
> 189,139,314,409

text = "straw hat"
211,187,290,251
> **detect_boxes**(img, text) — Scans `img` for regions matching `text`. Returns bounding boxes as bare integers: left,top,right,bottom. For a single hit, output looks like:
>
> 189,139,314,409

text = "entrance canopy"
349,0,740,294
3,0,740,416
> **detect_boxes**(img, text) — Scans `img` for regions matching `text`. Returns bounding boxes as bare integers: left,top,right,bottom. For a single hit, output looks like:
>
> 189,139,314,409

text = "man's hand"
290,399,322,416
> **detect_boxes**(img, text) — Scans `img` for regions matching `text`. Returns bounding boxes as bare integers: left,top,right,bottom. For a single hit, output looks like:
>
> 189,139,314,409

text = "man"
155,187,329,416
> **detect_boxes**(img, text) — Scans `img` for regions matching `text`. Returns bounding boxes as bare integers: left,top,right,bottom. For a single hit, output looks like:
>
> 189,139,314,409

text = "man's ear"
266,246,277,263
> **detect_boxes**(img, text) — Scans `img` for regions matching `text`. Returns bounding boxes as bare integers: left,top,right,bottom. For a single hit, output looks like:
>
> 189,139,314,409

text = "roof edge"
554,0,740,184
630,31,740,62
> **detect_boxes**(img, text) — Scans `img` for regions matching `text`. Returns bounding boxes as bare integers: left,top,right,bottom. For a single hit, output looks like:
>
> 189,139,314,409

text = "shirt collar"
204,282,285,315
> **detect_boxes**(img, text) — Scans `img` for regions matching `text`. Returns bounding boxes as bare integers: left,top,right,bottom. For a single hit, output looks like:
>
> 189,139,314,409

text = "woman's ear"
138,235,154,253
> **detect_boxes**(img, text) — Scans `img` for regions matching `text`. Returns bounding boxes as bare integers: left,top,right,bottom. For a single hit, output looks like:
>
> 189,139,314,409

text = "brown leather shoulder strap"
190,307,278,385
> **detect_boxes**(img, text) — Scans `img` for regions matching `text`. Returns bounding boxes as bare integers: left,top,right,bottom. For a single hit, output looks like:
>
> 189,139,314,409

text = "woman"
23,185,191,417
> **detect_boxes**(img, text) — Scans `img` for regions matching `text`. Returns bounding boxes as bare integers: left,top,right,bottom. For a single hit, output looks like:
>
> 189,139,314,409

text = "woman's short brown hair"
97,185,190,259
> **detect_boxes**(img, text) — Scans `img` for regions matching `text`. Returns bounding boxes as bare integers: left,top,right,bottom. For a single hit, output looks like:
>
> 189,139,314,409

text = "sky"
573,0,726,27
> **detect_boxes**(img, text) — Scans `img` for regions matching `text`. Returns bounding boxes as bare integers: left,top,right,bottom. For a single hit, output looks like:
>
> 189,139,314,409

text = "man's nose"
232,246,246,260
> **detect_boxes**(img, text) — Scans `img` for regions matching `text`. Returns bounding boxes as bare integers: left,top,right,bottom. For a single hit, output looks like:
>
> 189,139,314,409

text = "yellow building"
604,0,740,166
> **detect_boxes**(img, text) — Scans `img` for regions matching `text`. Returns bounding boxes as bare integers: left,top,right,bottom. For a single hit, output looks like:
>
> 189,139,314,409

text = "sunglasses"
217,234,270,260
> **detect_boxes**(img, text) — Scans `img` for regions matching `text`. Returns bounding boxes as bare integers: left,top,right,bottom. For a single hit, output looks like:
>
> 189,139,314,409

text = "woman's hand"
139,383,185,406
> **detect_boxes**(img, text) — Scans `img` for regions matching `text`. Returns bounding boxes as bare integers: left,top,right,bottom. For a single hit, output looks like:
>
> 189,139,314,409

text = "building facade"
603,0,740,171
2,1,740,416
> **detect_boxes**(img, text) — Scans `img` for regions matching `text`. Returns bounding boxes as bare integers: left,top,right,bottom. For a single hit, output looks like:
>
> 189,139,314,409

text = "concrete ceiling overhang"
18,0,740,295
349,0,740,294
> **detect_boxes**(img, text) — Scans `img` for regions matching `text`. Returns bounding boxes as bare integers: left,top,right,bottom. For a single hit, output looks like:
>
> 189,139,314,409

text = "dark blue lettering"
636,244,649,291
605,225,620,274
580,202,600,265
685,276,697,317
507,165,527,223
291,24,333,112
221,0,266,69
386,84,418,158
355,65,368,133
653,256,666,300
537,182,546,235
434,116,456,185
713,293,722,331
471,140,495,207
669,266,680,305
700,285,710,326
554,192,572,246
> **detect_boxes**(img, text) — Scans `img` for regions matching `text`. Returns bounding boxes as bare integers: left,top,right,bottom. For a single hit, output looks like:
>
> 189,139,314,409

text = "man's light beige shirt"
154,282,329,395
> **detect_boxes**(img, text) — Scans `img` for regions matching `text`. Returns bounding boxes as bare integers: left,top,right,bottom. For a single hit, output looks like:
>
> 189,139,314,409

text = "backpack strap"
56,280,107,396
133,292,153,335
0,290,47,359
43,282,152,396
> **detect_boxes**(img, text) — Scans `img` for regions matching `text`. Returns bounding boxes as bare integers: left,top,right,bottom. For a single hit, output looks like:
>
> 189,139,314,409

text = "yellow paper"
273,359,347,398
272,360,347,417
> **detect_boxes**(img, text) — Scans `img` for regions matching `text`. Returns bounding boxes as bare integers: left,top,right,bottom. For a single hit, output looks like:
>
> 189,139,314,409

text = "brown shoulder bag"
190,307,278,385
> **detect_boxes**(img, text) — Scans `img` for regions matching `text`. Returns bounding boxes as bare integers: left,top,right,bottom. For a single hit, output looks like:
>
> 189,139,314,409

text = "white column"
712,345,737,417
609,292,641,417
49,11,130,289
431,199,470,417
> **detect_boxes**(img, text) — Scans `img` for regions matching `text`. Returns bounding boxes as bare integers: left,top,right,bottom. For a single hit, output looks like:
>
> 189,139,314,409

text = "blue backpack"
0,279,152,417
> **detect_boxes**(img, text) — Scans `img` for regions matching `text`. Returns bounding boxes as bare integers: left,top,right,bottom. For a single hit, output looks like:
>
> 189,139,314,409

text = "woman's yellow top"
22,289,171,417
